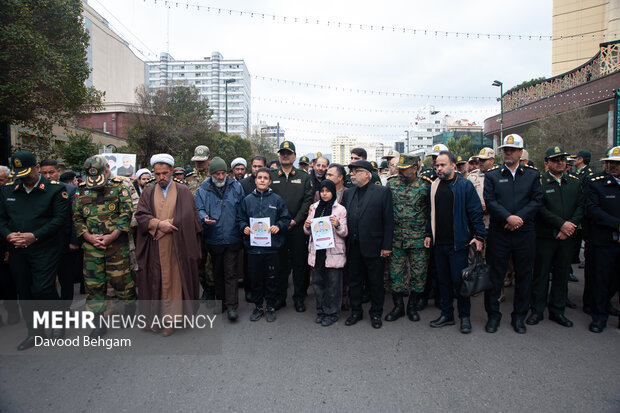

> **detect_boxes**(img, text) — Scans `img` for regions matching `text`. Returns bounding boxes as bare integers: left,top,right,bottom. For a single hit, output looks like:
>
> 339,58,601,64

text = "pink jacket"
304,201,348,268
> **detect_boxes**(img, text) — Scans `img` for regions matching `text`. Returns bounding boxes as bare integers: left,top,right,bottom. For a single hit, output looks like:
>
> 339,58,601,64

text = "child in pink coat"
304,180,348,326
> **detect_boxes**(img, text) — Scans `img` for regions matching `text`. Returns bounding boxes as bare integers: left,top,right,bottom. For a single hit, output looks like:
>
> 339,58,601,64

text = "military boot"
88,313,108,339
407,293,421,321
385,294,405,321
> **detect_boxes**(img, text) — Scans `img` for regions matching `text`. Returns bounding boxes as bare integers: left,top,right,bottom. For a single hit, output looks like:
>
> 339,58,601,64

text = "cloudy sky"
88,0,553,155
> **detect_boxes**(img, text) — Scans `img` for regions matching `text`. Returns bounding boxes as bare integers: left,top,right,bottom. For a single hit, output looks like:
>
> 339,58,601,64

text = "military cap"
395,153,420,169
370,161,379,171
601,146,620,162
456,154,467,164
544,145,568,159
520,149,530,161
191,145,210,161
347,160,373,173
476,147,495,160
576,150,591,161
426,144,449,157
379,160,388,169
382,149,400,160
298,156,310,165
316,151,323,157
173,167,186,175
499,133,524,149
83,155,108,188
278,141,296,154
8,150,37,179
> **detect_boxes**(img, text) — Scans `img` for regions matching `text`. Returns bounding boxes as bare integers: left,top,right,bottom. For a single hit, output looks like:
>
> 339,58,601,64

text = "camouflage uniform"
74,158,136,313
387,175,430,294
185,169,209,196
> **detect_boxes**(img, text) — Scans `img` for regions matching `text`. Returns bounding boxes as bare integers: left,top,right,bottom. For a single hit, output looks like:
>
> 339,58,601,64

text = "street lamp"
224,78,236,133
492,80,503,145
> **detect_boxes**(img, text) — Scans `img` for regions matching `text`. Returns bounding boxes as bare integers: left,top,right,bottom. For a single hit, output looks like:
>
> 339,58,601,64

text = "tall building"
552,0,620,75
406,105,444,152
330,136,384,163
260,124,285,142
146,52,251,137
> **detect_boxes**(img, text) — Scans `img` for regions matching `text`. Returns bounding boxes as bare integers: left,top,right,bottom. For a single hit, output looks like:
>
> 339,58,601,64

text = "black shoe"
606,303,620,317
549,313,573,327
415,297,427,312
460,317,472,334
17,334,43,351
485,318,500,333
294,300,306,313
526,312,543,325
321,315,337,327
511,318,526,334
407,293,421,321
345,313,363,326
385,294,405,322
227,309,238,322
568,271,579,283
565,298,577,309
315,314,325,324
429,315,455,328
250,307,264,321
588,320,605,333
371,315,382,329
266,307,276,322
51,328,65,339
273,300,286,311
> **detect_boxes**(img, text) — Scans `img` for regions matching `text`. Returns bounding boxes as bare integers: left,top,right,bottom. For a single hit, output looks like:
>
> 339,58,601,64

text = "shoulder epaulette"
112,177,123,183
524,164,538,170
173,177,184,184
421,175,433,184
387,174,398,180
78,181,86,188
567,174,580,180
49,180,61,185
590,175,605,182
4,181,13,186
489,165,500,171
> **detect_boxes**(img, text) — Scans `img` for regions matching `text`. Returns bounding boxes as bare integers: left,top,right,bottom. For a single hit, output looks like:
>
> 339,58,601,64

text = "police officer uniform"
483,134,542,334
527,146,584,327
73,156,136,338
585,146,620,333
0,151,68,350
269,141,313,310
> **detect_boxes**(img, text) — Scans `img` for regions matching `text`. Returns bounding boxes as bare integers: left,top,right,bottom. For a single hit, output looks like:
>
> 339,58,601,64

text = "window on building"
427,128,432,132
180,65,185,69
435,129,440,132
435,120,440,124
196,73,201,77
195,65,201,69
179,73,185,77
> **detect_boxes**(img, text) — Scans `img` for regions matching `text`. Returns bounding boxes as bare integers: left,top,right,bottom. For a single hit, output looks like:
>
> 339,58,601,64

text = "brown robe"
135,181,202,323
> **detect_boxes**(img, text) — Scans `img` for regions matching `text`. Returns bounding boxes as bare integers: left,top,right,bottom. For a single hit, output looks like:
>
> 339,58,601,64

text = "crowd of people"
0,134,618,350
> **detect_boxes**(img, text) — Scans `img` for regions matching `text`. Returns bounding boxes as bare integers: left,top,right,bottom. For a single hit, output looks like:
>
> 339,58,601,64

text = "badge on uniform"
39,183,45,190
291,179,301,184
108,203,116,211
61,191,68,199
82,206,90,216
121,189,129,197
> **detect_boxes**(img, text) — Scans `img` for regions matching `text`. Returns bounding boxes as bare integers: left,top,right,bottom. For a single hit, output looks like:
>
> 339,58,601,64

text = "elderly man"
231,158,247,182
135,154,202,336
0,151,68,350
341,160,394,329
195,157,245,321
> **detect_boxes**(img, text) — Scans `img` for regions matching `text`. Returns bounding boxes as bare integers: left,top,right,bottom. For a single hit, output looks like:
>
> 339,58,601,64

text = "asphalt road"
1,266,619,413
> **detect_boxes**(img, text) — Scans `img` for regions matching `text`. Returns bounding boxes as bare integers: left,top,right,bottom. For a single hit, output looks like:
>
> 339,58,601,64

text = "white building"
406,104,445,153
330,136,384,164
146,52,251,137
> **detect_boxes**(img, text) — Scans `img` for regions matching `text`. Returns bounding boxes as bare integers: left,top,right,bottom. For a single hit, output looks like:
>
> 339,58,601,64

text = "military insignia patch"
433,145,440,153
507,136,514,144
554,147,561,153
479,148,485,155
612,147,620,156
13,159,22,168
39,183,45,190
88,167,98,176
108,203,116,211
83,206,90,216
283,142,289,148
61,191,68,199
121,189,129,197
399,155,405,163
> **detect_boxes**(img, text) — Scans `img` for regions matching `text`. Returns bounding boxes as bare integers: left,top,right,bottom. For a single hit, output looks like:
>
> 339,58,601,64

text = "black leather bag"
460,249,491,297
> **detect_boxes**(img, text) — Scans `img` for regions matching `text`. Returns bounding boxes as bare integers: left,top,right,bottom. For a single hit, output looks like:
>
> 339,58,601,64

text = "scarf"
314,180,337,269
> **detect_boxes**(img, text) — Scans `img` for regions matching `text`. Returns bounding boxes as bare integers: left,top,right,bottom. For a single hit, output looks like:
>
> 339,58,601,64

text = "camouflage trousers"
389,246,429,294
83,235,136,312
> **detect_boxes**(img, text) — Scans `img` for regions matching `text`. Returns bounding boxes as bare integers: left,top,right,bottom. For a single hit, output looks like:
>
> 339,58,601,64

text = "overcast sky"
88,0,553,155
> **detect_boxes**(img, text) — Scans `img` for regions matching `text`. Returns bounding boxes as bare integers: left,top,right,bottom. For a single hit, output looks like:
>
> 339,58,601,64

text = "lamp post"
224,78,236,133
492,80,503,145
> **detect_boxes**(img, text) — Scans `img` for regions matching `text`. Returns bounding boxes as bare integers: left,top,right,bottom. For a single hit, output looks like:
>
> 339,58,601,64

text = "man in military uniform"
0,151,68,350
455,154,468,177
574,150,594,182
73,155,136,338
585,146,620,333
173,167,186,182
184,145,214,301
483,134,542,334
298,156,310,172
527,146,584,328
269,140,313,311
384,154,429,323
467,147,495,230
419,143,449,183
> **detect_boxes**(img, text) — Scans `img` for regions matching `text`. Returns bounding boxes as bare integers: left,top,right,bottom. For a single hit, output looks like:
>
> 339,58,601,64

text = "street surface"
0,266,618,412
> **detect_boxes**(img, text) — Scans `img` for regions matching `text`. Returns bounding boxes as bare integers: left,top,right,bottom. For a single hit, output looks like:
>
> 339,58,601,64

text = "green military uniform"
73,156,136,313
269,141,314,307
530,146,584,323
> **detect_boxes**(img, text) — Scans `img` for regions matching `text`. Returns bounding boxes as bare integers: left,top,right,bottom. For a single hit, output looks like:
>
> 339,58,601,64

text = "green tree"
127,85,218,166
508,77,547,92
60,129,98,172
211,132,253,167
0,0,103,137
249,126,278,160
446,136,475,159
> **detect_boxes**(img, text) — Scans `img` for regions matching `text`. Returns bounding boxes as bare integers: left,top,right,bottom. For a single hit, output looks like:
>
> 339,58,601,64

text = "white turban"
150,153,174,167
136,168,151,179
231,157,247,169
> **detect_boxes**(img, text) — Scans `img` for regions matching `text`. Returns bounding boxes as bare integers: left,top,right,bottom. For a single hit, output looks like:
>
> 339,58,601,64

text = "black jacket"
341,183,394,257
240,175,257,196
483,164,542,232
237,189,291,254
585,173,620,246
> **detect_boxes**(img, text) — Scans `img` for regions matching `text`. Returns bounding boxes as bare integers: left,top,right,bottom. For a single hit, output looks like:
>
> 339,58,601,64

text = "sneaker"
315,314,325,324
250,307,264,321
321,315,338,327
266,307,276,322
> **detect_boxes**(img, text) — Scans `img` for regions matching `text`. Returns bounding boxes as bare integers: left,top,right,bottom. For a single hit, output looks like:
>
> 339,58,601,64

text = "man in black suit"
341,160,394,329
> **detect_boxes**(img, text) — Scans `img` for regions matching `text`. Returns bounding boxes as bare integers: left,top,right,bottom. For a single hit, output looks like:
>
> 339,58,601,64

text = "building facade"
146,52,251,137
330,136,385,163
